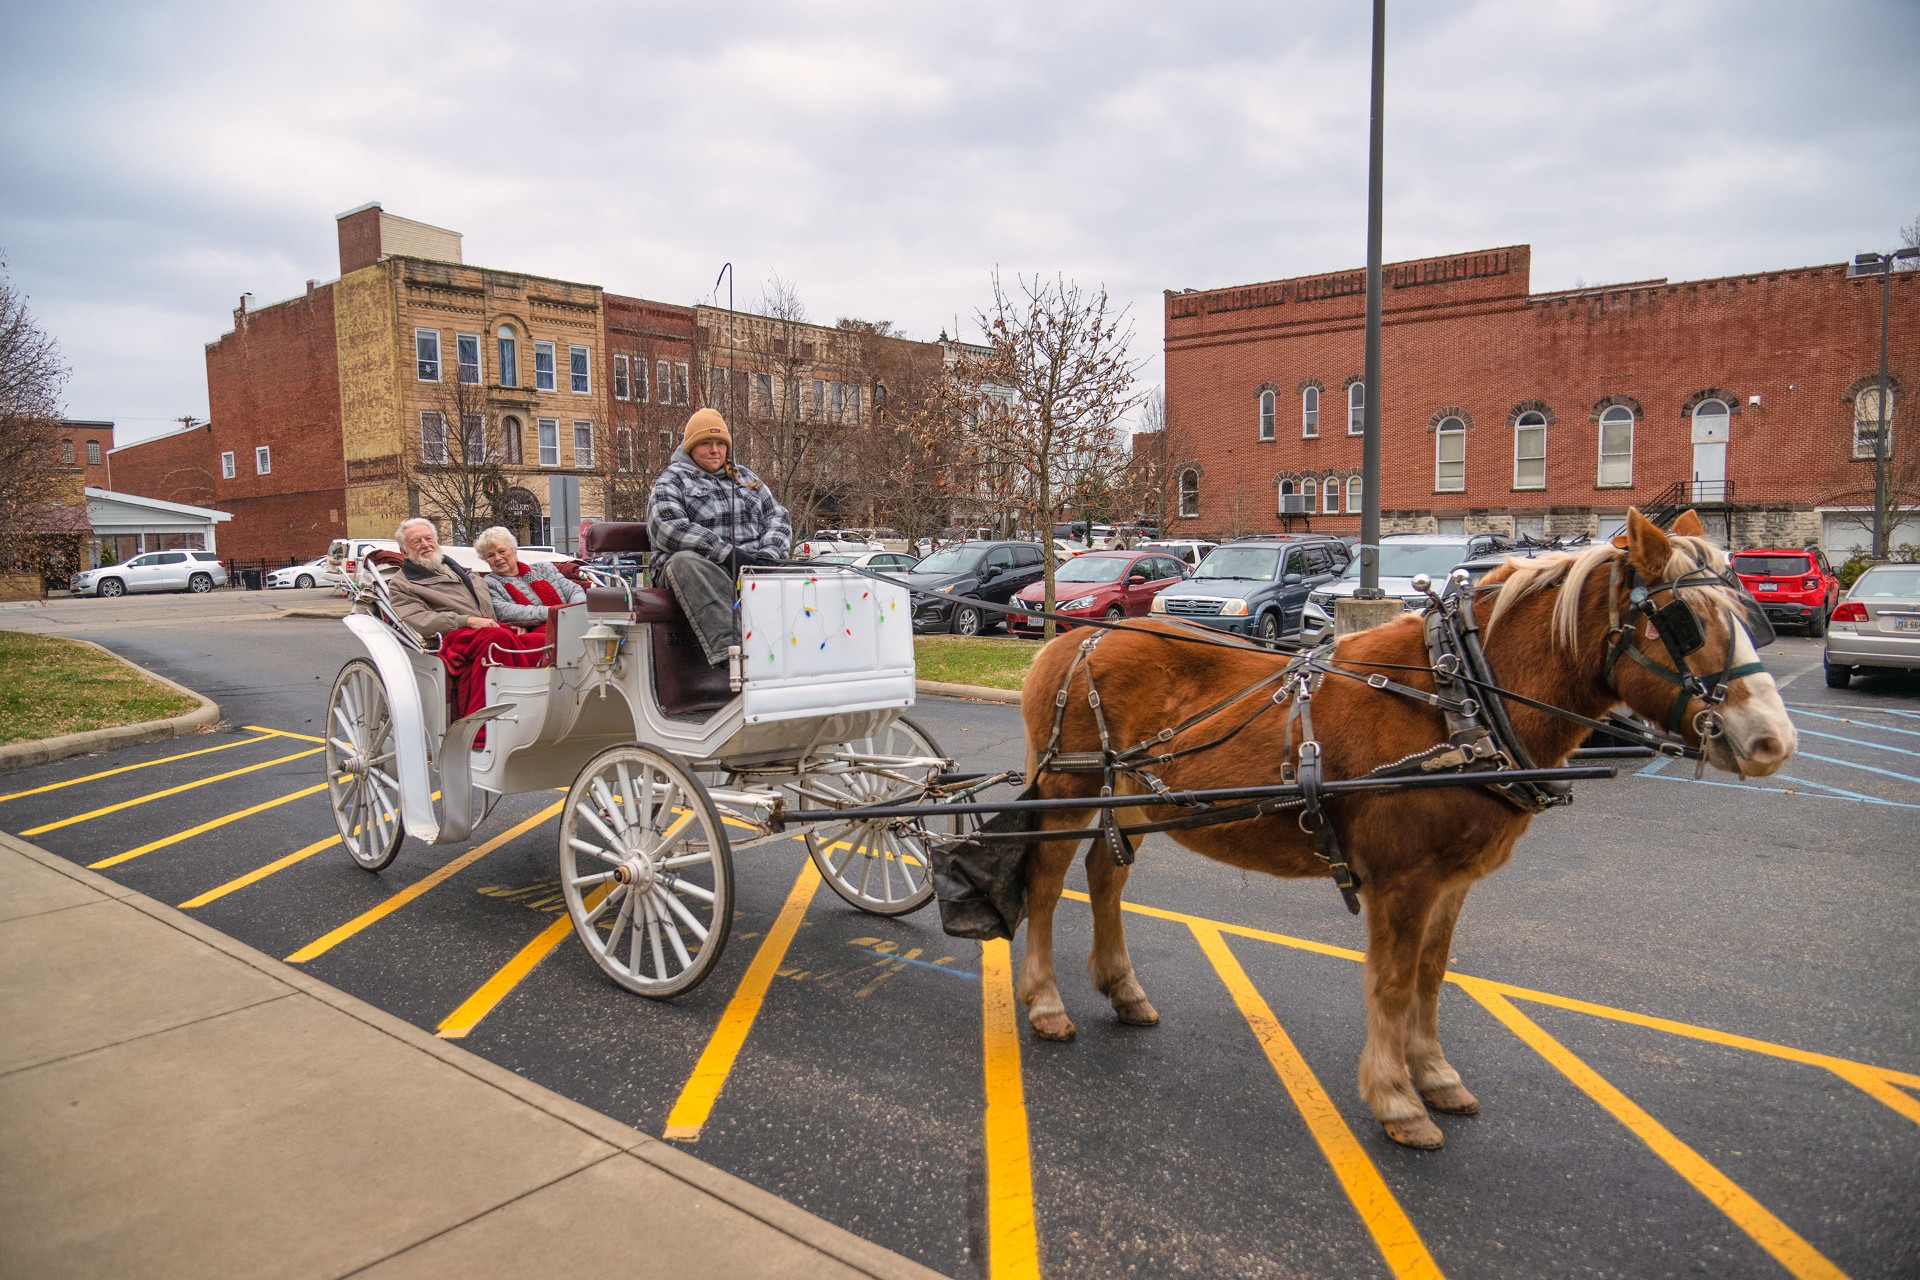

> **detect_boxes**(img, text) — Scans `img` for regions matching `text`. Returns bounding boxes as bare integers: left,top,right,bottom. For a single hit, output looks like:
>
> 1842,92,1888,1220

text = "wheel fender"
342,615,445,844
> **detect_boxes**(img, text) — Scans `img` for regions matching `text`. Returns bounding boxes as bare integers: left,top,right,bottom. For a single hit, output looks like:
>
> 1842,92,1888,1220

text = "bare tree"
953,272,1145,639
836,318,960,548
408,369,505,543
601,334,701,521
0,253,81,587
1901,211,1920,268
1820,383,1920,562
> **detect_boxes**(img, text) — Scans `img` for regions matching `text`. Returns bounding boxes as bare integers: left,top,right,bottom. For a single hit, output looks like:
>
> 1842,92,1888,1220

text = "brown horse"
1017,510,1795,1149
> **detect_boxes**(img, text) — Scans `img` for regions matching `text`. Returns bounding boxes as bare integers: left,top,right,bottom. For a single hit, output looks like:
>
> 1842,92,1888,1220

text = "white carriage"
323,521,963,996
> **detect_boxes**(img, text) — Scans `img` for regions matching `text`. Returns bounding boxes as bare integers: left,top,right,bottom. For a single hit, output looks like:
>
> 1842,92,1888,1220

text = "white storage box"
737,567,915,724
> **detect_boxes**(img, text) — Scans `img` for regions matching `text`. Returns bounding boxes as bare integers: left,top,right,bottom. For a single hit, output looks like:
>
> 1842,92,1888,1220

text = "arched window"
1258,389,1276,441
501,415,524,465
1178,468,1199,519
1279,478,1296,495
497,325,519,389
1855,386,1896,459
1345,475,1361,514
1323,476,1340,513
1436,416,1466,491
1514,411,1547,489
1598,405,1634,486
1302,386,1320,437
1348,382,1365,434
1301,476,1317,508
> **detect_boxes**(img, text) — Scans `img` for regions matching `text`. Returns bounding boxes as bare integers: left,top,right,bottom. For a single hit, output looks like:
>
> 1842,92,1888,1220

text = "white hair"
473,526,518,555
395,516,436,544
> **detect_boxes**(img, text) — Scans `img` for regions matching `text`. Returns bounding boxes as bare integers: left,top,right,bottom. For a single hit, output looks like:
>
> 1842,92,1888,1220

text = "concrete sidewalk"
0,831,945,1280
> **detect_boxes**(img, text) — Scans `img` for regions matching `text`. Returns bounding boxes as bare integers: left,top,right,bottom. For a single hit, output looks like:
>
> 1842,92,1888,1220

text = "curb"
916,679,1022,704
0,638,221,774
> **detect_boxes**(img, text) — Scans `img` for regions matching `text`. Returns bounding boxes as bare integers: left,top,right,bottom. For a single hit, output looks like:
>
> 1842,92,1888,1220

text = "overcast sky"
4,0,1916,445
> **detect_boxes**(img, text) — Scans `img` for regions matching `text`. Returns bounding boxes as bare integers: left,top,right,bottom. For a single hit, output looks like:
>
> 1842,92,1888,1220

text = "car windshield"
914,548,980,575
1732,553,1812,578
1055,557,1129,584
813,553,857,564
1196,547,1279,580
1855,568,1920,597
1342,542,1472,580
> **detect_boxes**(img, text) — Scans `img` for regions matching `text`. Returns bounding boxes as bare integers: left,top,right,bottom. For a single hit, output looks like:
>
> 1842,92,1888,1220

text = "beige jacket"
387,558,496,638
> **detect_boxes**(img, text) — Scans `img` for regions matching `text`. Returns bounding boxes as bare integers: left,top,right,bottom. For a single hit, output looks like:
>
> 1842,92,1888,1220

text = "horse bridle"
1602,560,1771,744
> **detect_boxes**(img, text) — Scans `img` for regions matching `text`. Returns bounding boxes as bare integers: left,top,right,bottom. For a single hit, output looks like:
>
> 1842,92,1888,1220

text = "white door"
1691,402,1729,502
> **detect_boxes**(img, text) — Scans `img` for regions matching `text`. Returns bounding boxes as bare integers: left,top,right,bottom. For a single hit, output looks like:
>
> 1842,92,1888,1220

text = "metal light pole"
714,261,735,455
1854,248,1918,559
1358,0,1386,596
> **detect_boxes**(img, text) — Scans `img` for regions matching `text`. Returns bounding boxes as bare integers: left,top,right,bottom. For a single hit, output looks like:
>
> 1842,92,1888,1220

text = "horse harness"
1034,561,1771,916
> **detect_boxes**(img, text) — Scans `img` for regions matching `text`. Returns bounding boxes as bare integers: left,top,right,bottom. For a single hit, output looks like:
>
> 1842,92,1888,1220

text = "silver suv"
73,549,230,598
1300,534,1511,642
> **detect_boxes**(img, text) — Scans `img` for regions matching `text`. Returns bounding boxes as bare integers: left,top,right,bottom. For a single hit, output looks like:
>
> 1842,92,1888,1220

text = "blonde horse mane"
1485,534,1741,651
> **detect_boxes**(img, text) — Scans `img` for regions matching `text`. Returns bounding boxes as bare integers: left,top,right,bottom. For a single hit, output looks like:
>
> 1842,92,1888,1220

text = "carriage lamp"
580,621,624,695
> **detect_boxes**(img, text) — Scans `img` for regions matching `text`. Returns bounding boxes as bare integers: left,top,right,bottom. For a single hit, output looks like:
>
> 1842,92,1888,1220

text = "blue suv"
1149,536,1349,640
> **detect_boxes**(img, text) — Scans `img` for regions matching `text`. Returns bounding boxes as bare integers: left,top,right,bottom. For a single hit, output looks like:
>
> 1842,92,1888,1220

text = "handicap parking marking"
1787,707,1920,740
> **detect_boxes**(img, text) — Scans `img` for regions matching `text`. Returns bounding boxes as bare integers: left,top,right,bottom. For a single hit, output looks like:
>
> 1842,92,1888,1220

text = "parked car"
267,556,344,589
1300,533,1512,643
905,540,1048,636
1149,535,1349,640
1051,538,1091,563
1008,550,1189,637
72,549,230,597
326,536,568,579
795,532,883,559
1731,546,1840,637
1137,539,1219,568
1823,564,1920,687
810,549,922,573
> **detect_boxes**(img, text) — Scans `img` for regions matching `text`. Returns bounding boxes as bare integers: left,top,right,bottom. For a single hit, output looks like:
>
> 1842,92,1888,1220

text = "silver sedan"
1824,564,1920,687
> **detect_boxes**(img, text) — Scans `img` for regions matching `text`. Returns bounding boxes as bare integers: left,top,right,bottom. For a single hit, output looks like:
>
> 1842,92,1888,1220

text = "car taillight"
1802,577,1819,591
1832,601,1867,623
345,560,356,574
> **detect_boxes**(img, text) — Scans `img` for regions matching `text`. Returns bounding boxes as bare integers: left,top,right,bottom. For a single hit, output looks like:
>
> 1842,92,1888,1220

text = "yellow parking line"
19,747,324,836
0,734,275,804
1823,1062,1920,1127
978,936,1041,1280
1193,925,1441,1280
177,791,436,909
1458,977,1845,1280
437,885,611,1039
90,783,328,869
285,801,562,963
245,724,327,743
663,860,819,1142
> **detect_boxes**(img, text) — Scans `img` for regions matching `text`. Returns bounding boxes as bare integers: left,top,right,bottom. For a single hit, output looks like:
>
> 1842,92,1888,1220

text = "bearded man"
385,517,549,723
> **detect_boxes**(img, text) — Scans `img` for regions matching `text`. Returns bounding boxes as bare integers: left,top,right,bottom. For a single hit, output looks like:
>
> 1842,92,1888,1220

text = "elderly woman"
476,526,584,645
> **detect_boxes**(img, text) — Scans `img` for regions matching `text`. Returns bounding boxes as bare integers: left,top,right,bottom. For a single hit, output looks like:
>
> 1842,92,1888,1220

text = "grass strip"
0,632,200,745
914,634,1039,691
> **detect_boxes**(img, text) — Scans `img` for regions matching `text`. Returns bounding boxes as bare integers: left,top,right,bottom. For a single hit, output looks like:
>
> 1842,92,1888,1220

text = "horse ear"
1624,509,1673,580
1669,509,1707,538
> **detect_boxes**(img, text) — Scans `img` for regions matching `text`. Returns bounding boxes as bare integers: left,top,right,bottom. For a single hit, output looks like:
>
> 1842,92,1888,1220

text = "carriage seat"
576,527,732,719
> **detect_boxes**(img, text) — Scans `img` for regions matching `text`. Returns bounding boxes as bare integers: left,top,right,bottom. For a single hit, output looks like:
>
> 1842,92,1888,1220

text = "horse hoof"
1381,1117,1445,1150
1115,999,1160,1027
1420,1083,1480,1116
1031,1014,1077,1042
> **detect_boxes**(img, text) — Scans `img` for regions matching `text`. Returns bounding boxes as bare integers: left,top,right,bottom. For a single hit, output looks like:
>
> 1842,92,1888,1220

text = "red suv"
1008,549,1189,636
1730,547,1840,636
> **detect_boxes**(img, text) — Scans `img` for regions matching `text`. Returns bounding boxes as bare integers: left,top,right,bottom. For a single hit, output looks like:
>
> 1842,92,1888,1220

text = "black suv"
906,541,1048,635
1149,535,1350,639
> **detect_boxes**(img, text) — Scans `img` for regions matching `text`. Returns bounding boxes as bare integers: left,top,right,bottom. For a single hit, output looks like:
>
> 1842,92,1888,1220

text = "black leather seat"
579,521,734,719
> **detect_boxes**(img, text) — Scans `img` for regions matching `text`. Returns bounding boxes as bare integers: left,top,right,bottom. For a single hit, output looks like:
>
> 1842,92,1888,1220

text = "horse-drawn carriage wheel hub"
340,753,366,778
614,857,658,889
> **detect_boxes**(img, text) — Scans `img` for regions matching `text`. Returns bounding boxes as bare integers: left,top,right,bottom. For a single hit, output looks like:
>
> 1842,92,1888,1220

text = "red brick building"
1161,246,1918,554
56,420,117,489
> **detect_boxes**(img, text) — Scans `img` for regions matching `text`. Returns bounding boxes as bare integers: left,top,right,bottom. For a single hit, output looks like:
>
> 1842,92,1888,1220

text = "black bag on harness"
928,787,1037,941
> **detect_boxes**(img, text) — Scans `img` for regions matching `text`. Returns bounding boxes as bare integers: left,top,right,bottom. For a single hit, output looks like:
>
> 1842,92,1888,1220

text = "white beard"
414,550,445,572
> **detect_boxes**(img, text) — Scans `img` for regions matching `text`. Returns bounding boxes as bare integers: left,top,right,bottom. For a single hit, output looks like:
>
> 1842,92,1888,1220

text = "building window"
1855,386,1895,459
616,426,636,472
498,327,518,388
1323,476,1339,513
1177,468,1199,519
415,329,441,381
634,358,650,403
1514,411,1547,489
1345,475,1361,514
754,372,773,416
502,416,523,465
255,445,272,475
220,451,235,479
573,420,595,467
461,413,487,462
1277,478,1296,516
1436,416,1466,491
420,412,447,465
673,362,689,405
570,345,590,394
535,341,556,392
457,334,481,385
60,439,74,463
1301,476,1317,509
811,378,827,421
613,354,630,400
657,359,670,405
1348,382,1365,434
1258,389,1275,441
537,418,560,466
1598,405,1634,486
1303,386,1319,438
86,441,101,465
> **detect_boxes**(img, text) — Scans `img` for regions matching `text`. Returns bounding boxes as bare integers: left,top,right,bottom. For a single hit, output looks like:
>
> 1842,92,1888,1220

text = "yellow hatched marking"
177,792,437,909
246,724,326,743
1192,925,1442,1279
285,801,563,963
978,936,1041,1280
437,883,612,1039
90,783,327,869
0,734,274,804
663,860,819,1142
1457,977,1845,1280
19,747,323,835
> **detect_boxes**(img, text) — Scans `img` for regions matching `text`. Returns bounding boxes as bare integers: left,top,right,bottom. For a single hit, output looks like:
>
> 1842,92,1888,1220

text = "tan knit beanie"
682,408,732,454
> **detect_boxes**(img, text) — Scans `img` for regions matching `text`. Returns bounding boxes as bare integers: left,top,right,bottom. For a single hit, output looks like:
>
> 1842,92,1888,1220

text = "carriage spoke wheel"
560,745,734,998
325,659,406,871
803,715,957,916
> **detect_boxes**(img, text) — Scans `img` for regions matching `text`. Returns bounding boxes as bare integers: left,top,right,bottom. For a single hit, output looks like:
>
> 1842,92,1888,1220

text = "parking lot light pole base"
1334,596,1405,639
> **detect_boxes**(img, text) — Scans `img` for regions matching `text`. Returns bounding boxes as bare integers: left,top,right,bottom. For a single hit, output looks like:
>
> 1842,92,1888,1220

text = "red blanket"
438,624,550,722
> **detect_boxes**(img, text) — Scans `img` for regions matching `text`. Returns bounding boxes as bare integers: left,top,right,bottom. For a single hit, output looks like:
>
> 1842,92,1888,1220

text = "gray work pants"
660,550,738,665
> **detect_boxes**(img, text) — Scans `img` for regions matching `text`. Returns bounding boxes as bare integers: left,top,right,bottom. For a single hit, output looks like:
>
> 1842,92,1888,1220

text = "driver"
647,408,791,665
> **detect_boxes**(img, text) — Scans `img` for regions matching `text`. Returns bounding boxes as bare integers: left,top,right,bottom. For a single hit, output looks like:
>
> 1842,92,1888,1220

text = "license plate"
1896,618,1920,634
1756,583,1777,591
1009,614,1028,627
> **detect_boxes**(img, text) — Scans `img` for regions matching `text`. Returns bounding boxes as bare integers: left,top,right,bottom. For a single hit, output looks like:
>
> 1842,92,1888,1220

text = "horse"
1017,509,1796,1149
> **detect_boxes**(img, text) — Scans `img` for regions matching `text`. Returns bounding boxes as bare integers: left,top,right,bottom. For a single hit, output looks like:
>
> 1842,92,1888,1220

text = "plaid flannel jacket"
646,448,793,565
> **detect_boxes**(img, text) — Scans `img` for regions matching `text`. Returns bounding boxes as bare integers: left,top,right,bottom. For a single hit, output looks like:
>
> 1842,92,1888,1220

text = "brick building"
56,420,117,489
1161,245,1918,554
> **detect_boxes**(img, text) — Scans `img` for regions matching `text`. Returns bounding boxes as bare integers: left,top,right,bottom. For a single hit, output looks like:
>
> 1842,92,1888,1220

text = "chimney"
336,201,385,275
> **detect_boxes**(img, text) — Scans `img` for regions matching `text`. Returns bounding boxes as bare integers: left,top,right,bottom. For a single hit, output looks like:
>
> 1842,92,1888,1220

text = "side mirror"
1128,571,1150,584
1283,572,1305,585
980,564,1002,581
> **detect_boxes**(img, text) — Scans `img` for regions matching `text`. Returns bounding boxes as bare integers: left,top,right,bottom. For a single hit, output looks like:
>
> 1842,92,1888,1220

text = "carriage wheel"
559,745,734,998
803,715,956,917
325,659,406,871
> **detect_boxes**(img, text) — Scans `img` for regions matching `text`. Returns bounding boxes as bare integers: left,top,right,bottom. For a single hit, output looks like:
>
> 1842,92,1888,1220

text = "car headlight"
936,584,955,594
1308,592,1332,607
1059,594,1096,611
1150,596,1167,613
1220,599,1250,616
